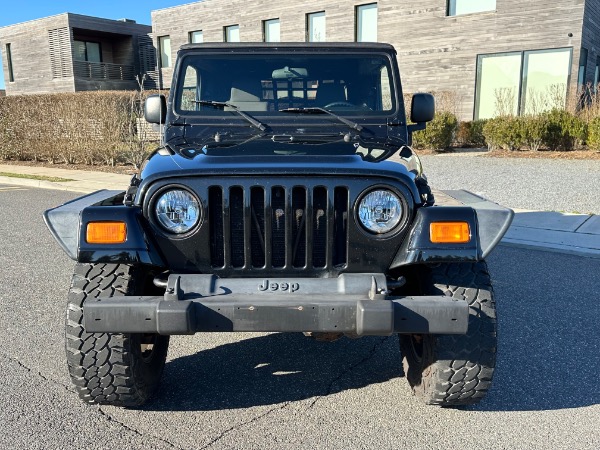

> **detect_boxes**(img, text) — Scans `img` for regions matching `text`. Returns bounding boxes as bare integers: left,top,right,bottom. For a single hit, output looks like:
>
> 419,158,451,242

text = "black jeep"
45,43,513,408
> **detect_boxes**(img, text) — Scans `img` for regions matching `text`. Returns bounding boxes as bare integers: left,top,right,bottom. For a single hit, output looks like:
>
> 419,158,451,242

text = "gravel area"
415,154,600,215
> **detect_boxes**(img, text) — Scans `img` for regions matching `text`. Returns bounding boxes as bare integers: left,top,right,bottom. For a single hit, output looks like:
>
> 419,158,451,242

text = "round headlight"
358,189,403,234
155,189,201,234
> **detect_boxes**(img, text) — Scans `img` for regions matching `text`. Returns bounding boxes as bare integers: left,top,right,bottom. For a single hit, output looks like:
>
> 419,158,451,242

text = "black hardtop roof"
178,42,396,54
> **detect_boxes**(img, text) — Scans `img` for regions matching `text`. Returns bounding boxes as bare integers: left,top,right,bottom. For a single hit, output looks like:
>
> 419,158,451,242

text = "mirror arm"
407,123,426,133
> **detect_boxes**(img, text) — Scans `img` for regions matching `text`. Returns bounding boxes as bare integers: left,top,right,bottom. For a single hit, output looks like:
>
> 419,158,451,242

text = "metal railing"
73,60,135,81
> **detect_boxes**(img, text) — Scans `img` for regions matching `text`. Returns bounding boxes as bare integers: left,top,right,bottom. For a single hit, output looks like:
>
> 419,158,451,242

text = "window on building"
158,36,172,68
307,12,326,42
521,49,572,114
263,19,280,42
476,52,521,118
73,40,102,63
225,25,240,42
356,4,377,42
6,43,14,82
189,30,203,44
448,0,496,16
475,48,572,119
578,48,588,86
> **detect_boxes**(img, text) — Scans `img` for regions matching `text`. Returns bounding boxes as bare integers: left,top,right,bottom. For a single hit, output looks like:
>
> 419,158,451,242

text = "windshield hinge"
124,174,140,206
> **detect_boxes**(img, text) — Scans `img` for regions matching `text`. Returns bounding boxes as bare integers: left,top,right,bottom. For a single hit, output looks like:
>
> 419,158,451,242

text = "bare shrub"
0,90,159,167
122,77,160,170
493,87,517,117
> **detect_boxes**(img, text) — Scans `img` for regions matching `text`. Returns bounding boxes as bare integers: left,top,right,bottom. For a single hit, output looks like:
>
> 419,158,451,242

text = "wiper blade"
279,107,363,132
196,100,268,132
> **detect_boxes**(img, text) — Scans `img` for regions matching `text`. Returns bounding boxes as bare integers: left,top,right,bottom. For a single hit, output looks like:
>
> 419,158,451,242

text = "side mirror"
144,94,167,124
410,93,435,123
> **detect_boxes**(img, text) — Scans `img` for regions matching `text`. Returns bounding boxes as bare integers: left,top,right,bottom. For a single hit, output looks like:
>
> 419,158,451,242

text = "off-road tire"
65,263,169,407
400,261,496,407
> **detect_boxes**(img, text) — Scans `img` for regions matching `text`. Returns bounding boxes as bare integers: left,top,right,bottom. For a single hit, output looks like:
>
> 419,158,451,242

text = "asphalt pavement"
0,186,599,449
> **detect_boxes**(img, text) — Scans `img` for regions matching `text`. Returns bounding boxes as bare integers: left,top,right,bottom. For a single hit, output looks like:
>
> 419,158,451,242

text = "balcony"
73,60,135,81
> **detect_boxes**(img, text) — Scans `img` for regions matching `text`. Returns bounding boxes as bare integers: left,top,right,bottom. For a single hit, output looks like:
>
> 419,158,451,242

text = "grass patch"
0,172,75,182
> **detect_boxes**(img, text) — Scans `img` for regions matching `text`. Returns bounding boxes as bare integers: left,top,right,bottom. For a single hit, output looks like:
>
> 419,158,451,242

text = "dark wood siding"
0,14,75,95
0,13,152,95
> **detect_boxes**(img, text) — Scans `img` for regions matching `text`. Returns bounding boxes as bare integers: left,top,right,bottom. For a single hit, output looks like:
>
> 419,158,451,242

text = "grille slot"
209,184,349,271
292,187,307,268
208,187,224,268
271,186,286,268
312,187,327,268
229,187,245,268
250,187,266,268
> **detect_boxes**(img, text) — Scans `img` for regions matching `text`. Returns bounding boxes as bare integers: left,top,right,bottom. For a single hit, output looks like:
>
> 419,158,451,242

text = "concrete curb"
500,240,600,259
0,176,94,193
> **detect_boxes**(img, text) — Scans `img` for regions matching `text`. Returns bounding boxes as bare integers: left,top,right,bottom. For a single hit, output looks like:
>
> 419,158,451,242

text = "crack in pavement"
3,352,182,449
199,401,293,450
307,336,392,409
2,352,74,393
97,407,183,449
163,337,392,448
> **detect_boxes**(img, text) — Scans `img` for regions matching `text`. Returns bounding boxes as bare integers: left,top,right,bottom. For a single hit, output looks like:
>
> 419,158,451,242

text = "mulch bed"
419,147,600,160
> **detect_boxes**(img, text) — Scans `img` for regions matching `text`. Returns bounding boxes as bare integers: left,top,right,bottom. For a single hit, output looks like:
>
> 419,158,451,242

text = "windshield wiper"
279,107,363,132
196,100,268,132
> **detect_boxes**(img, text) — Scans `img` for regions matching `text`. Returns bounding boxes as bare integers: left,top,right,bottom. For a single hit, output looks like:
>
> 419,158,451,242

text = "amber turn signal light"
86,222,127,244
430,222,470,244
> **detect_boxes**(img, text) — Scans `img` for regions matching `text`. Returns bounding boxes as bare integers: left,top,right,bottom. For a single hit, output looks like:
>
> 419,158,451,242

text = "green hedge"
456,119,487,147
481,110,589,151
482,116,524,150
540,108,586,150
587,116,600,150
412,111,458,151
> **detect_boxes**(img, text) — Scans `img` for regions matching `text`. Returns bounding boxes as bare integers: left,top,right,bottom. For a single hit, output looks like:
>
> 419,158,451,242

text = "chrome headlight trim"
154,188,202,234
357,188,404,235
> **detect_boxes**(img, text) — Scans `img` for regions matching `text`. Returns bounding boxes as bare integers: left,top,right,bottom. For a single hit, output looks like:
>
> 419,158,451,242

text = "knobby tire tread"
65,263,168,407
401,261,497,407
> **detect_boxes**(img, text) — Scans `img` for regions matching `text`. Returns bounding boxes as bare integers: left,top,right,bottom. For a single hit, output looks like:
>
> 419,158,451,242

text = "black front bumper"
83,274,468,336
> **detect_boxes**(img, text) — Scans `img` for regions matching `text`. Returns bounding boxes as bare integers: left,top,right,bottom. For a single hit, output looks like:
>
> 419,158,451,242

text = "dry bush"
404,90,461,119
0,90,160,166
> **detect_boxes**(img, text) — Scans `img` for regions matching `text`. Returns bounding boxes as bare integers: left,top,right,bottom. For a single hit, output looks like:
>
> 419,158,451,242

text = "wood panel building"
151,0,599,120
0,13,155,95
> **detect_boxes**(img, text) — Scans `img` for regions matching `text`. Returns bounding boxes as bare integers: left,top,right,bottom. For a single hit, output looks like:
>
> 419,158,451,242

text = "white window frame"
224,25,240,42
356,3,378,43
158,35,172,68
448,0,496,16
189,30,203,44
263,19,280,43
307,11,326,42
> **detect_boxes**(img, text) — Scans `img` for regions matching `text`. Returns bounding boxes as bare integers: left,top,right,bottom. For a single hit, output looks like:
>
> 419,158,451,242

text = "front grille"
208,184,349,270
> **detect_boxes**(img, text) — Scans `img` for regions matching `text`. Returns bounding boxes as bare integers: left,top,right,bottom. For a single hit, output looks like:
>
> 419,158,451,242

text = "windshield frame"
169,48,405,126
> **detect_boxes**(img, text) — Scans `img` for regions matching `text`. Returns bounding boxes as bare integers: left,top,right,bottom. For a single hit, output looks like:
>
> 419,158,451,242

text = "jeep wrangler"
45,43,513,408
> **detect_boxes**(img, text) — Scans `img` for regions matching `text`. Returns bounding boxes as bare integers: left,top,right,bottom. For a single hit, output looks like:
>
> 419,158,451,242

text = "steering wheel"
323,101,355,109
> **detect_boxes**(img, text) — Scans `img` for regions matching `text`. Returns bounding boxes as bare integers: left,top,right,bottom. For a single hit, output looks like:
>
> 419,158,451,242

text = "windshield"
175,53,396,116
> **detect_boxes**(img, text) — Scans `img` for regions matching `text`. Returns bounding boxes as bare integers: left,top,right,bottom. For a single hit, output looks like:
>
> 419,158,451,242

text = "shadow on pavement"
473,247,600,412
145,333,401,412
146,247,600,413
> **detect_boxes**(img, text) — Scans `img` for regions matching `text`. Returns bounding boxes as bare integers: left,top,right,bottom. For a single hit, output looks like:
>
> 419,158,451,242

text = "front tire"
65,263,169,407
400,262,497,407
